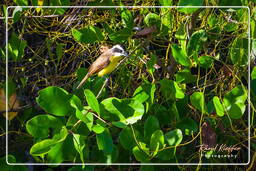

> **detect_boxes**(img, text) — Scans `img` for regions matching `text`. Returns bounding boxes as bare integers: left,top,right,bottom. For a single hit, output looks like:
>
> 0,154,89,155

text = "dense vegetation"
0,0,255,170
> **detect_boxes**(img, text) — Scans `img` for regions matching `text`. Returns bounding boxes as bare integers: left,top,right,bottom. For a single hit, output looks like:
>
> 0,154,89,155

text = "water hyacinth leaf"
96,129,113,155
229,38,248,66
252,66,256,80
213,96,225,117
8,33,27,61
132,146,150,162
228,102,246,119
133,83,156,104
84,89,100,114
171,44,191,67
198,56,214,68
175,69,196,84
121,8,133,28
12,6,22,23
176,117,198,136
26,114,63,139
144,116,160,141
190,92,207,114
100,97,144,125
160,79,185,101
150,130,164,156
119,126,140,151
73,134,86,163
13,0,28,5
30,139,57,156
72,26,104,44
30,126,68,156
177,0,203,14
92,124,105,134
187,30,207,60
223,85,247,111
144,13,161,28
109,28,132,43
159,0,172,6
36,86,73,116
165,129,183,146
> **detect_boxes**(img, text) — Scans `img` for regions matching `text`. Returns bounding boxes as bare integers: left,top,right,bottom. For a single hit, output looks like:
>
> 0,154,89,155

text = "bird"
76,44,129,89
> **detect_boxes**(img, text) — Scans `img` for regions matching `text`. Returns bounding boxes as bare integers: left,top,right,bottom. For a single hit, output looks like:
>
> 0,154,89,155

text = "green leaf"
132,146,150,162
187,30,207,60
56,43,64,64
165,129,183,146
36,86,73,116
47,134,77,163
223,85,247,111
190,92,207,114
92,124,105,134
13,0,28,5
8,32,27,61
213,96,225,117
229,38,248,66
119,126,139,151
140,165,155,171
73,134,86,163
100,97,144,125
223,85,247,119
144,116,160,141
84,89,100,114
72,26,104,44
177,0,203,14
198,56,214,68
26,114,63,139
150,130,164,157
30,139,57,156
171,44,191,67
12,6,22,23
96,129,113,155
176,117,198,136
144,13,161,28
121,8,133,28
30,126,68,156
159,0,172,6
109,28,132,43
252,67,256,80
175,69,196,84
133,83,156,104
160,79,185,101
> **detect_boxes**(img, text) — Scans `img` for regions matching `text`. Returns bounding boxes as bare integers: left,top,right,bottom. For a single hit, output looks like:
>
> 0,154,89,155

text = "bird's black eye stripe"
113,48,123,53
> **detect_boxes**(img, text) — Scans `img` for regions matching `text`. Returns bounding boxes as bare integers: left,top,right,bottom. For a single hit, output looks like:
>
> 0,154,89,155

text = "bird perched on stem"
76,44,129,89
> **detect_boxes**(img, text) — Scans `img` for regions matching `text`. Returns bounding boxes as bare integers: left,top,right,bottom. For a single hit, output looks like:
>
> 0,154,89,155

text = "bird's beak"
124,52,129,57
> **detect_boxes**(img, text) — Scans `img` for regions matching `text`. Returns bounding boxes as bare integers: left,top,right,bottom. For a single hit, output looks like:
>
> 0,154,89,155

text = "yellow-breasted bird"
76,44,129,89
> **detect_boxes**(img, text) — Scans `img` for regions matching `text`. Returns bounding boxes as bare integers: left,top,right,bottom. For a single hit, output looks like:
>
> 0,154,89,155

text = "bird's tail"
76,74,90,89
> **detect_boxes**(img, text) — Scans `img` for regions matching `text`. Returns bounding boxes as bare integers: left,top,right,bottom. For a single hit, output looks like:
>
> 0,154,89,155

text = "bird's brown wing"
76,51,111,89
87,51,111,75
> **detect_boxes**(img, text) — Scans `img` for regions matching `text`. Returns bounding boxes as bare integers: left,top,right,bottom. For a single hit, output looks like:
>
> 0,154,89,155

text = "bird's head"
111,44,129,58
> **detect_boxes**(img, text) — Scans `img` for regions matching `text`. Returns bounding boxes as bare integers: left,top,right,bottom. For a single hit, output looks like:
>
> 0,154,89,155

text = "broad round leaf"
190,92,207,114
176,118,198,136
213,96,224,117
72,26,104,44
144,13,161,28
177,0,203,14
84,89,100,114
26,114,63,139
144,116,160,141
132,146,150,162
198,56,214,68
165,129,183,146
36,86,73,116
171,44,191,67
